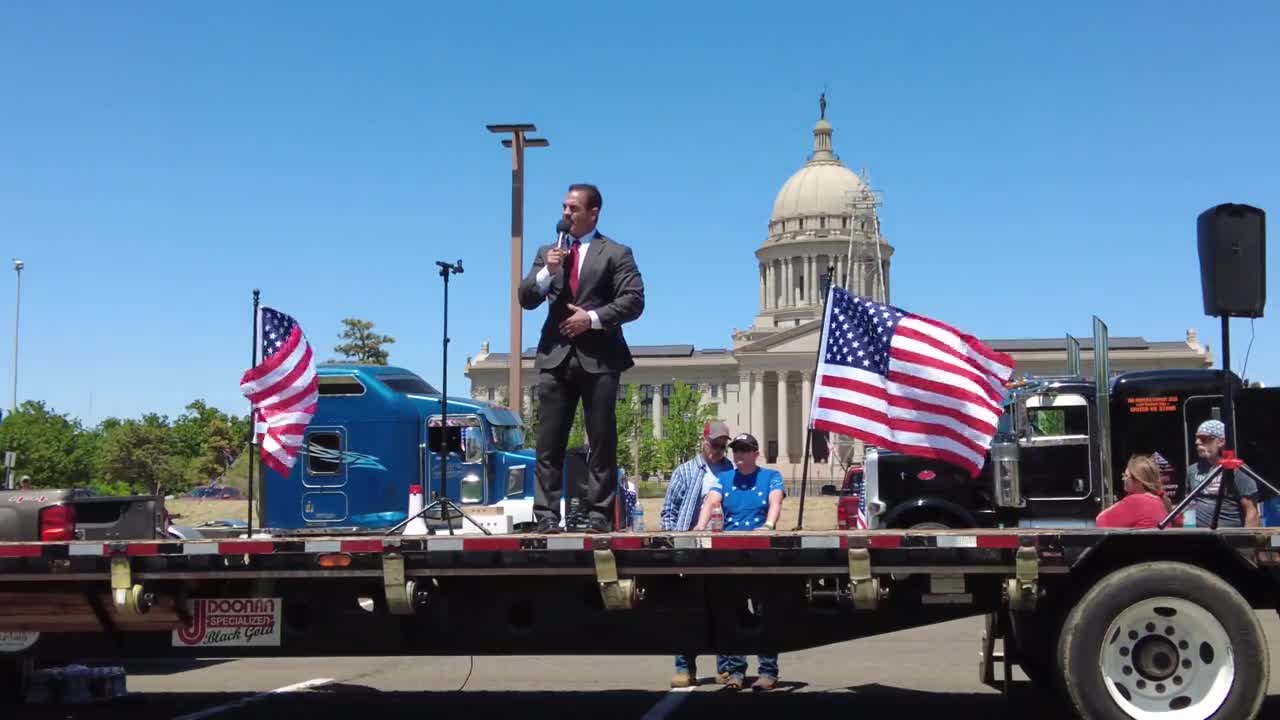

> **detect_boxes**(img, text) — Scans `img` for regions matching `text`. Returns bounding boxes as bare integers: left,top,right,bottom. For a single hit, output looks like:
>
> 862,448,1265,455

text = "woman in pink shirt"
1096,455,1183,529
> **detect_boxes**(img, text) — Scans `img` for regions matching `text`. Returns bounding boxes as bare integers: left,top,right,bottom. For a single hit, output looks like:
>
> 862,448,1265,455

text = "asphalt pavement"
14,613,1280,719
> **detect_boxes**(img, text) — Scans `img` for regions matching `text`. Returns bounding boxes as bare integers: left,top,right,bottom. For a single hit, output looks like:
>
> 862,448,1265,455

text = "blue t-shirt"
710,467,785,531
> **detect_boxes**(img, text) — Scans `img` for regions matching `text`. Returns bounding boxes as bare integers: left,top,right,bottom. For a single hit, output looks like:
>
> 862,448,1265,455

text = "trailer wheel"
1009,611,1059,688
1058,562,1267,720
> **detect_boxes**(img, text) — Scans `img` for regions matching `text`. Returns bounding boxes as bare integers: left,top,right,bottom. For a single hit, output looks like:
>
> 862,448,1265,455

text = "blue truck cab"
258,364,539,534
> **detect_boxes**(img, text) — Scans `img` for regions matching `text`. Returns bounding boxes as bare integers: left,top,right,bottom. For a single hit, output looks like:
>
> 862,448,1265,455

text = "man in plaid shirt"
662,420,735,687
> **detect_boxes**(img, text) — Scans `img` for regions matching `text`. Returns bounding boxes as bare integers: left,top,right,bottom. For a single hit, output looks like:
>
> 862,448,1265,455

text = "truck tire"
1057,561,1268,720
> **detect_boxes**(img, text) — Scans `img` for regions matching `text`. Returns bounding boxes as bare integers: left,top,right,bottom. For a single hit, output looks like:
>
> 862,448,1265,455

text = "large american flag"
810,287,1015,478
239,307,319,476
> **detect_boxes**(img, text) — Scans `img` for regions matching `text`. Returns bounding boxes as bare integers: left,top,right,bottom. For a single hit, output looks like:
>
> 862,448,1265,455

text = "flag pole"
247,289,260,538
793,265,836,531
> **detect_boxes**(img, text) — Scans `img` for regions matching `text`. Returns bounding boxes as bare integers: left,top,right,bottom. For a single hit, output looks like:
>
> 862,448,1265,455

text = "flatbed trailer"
2,527,1279,719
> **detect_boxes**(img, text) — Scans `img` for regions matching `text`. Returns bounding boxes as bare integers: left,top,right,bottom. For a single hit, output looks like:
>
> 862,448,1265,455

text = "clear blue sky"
2,1,1277,425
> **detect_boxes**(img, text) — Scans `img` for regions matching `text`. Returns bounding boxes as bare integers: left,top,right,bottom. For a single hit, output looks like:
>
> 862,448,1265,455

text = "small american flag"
855,478,868,530
810,287,1015,478
239,307,319,476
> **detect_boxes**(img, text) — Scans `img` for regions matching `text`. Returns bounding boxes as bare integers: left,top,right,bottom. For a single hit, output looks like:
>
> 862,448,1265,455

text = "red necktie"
567,240,581,296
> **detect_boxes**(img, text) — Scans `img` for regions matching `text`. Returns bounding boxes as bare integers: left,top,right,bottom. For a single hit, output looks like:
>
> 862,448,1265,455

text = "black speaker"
1197,203,1266,318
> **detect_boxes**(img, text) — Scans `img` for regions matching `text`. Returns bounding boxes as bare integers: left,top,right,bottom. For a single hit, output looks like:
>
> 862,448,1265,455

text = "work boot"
715,671,732,685
723,673,745,690
670,672,694,688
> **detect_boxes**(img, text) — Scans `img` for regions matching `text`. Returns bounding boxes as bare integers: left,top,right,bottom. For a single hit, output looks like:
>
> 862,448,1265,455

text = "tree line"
0,400,251,496
0,318,394,496
0,318,719,494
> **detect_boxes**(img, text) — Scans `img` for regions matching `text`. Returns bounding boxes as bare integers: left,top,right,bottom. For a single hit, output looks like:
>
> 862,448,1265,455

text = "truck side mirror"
820,484,838,496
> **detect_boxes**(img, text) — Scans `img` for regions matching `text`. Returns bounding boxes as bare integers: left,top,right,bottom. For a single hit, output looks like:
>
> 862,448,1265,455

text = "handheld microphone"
556,217,572,249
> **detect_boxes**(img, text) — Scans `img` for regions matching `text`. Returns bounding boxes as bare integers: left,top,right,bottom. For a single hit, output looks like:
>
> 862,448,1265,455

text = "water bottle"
631,503,645,533
709,507,725,532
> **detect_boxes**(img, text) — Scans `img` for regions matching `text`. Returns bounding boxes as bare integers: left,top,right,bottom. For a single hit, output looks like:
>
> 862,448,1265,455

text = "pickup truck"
0,488,170,542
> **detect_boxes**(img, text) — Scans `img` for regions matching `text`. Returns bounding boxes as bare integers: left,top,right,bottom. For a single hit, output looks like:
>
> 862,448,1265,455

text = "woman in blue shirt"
694,432,785,690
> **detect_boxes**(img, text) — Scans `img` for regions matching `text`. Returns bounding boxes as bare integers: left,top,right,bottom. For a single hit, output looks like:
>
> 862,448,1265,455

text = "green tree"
334,318,395,365
656,382,717,472
98,420,184,496
170,400,253,486
185,417,237,486
0,401,95,487
171,400,226,459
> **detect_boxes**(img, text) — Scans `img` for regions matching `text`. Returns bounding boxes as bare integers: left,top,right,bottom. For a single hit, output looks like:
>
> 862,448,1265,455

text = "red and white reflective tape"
0,531,1048,559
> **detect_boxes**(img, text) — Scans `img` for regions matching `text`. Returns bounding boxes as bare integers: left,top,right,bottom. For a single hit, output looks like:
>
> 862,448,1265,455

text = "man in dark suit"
519,183,645,533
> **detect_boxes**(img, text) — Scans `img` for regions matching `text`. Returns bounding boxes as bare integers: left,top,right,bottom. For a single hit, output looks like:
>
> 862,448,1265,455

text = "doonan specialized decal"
173,598,282,648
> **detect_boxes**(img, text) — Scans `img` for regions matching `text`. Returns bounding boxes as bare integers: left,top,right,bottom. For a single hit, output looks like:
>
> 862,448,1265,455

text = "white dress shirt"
534,229,603,330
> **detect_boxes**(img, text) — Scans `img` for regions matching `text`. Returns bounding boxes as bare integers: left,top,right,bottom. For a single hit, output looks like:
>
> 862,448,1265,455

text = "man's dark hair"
568,183,603,211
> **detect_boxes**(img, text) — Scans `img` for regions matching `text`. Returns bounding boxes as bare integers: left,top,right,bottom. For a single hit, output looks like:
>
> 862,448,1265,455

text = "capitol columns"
807,255,816,305
801,370,814,456
777,371,791,464
750,371,765,446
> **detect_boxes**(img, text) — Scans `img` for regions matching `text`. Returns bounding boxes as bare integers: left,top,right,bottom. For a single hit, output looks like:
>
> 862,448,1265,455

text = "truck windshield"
491,425,525,451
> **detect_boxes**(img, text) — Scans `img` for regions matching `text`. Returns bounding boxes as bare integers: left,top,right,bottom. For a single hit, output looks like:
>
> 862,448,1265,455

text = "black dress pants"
534,352,619,526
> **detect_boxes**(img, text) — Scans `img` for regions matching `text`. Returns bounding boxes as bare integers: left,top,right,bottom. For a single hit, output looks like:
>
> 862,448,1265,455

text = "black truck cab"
860,368,1280,530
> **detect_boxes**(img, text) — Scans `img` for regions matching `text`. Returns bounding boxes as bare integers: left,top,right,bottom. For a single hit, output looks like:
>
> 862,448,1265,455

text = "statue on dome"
819,92,826,119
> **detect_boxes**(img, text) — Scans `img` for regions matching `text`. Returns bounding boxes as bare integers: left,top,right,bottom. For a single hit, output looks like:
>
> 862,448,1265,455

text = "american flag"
810,287,1015,478
239,307,319,476
854,474,868,530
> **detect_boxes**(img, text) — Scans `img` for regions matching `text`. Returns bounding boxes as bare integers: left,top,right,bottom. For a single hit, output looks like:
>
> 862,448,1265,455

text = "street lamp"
11,259,22,414
486,123,548,420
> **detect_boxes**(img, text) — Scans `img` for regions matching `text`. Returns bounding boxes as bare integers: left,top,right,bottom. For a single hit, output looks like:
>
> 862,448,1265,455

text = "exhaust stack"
1066,333,1082,377
1093,317,1114,508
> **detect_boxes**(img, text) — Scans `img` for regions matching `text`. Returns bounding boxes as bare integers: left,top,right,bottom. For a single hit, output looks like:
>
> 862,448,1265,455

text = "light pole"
11,259,22,414
486,124,548,421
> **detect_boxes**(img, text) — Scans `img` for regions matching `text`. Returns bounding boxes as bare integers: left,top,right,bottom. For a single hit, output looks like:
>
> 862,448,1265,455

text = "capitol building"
465,101,1212,481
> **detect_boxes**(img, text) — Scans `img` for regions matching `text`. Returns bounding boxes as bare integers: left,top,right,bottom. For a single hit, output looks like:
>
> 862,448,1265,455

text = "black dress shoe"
535,517,562,534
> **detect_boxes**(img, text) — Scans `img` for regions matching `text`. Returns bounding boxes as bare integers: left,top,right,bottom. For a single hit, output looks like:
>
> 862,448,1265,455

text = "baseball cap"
728,433,759,451
1196,419,1225,439
703,420,732,441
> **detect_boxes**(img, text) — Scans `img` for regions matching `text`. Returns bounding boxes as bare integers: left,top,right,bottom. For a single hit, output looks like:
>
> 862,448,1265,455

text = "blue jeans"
717,654,779,679
675,654,730,675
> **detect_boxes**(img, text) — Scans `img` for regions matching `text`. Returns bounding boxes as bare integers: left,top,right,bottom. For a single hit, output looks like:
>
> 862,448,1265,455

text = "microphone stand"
386,259,490,536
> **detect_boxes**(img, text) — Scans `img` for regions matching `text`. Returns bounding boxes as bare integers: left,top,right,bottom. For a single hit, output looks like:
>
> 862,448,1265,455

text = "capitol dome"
745,96,894,338
770,119,866,222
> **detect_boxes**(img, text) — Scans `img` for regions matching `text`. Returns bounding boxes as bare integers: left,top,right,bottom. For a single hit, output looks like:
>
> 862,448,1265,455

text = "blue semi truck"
257,363,543,534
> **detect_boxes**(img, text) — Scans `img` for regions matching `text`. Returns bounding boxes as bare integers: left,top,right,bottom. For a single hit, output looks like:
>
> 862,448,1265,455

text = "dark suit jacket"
518,231,645,374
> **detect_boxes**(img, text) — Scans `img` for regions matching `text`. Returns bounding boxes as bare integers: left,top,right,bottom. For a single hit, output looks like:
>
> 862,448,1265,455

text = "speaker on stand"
1195,203,1266,528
